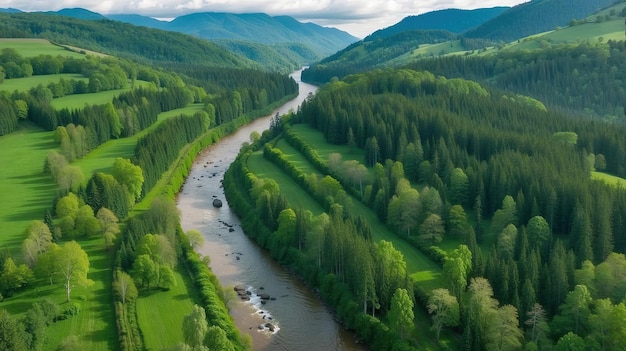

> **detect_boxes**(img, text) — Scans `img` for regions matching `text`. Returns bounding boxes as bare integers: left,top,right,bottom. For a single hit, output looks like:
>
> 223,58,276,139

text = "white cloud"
3,0,528,38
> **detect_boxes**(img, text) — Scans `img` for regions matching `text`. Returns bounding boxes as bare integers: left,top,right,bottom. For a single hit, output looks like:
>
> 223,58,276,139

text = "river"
176,69,366,351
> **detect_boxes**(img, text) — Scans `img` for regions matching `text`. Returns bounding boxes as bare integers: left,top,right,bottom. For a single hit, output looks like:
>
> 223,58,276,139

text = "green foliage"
427,288,459,342
387,288,414,339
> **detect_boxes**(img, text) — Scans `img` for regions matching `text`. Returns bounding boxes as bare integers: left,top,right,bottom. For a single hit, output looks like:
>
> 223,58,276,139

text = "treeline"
224,146,416,350
406,40,626,120
303,40,626,121
301,29,458,85
133,111,211,195
171,65,298,124
287,68,626,349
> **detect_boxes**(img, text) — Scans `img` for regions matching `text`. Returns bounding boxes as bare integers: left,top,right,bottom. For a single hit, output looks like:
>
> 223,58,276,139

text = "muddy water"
177,70,366,351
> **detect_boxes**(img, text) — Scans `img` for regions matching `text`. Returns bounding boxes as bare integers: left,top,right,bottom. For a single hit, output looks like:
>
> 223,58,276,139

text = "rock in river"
212,199,222,208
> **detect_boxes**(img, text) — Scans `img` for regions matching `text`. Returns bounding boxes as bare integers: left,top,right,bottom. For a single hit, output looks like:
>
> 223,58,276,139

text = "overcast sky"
4,0,529,38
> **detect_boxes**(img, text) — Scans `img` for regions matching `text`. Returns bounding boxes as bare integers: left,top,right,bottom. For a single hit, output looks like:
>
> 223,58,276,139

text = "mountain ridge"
2,8,358,71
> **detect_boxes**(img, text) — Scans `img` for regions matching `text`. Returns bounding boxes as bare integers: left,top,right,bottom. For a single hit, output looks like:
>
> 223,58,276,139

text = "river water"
176,70,366,351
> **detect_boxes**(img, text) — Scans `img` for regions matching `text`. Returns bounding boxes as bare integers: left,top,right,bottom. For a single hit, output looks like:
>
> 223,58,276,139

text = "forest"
224,67,626,350
305,40,626,121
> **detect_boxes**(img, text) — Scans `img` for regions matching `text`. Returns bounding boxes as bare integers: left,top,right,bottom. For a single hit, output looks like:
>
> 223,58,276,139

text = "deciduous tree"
388,288,413,339
57,241,93,302
427,288,459,342
183,305,208,348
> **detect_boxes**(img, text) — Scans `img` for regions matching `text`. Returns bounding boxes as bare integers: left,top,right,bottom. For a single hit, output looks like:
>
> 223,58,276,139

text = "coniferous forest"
3,1,626,350
225,65,626,350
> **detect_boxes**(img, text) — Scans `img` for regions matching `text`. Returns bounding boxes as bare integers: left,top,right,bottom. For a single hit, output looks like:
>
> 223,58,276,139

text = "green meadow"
0,73,88,92
73,103,204,177
592,171,626,187
0,38,87,58
0,123,58,256
50,80,152,110
135,268,200,350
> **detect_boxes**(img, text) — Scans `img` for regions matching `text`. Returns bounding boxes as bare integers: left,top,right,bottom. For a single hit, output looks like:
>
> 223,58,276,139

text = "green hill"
0,12,255,69
368,7,508,40
464,0,617,42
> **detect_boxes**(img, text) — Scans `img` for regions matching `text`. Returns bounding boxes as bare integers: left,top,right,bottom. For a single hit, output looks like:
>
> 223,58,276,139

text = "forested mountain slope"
301,29,458,83
464,0,617,42
3,8,358,72
407,41,626,120
0,12,255,69
368,7,508,40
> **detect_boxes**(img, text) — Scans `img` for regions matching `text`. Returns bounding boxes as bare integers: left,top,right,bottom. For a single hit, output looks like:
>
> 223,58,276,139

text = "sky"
3,0,529,38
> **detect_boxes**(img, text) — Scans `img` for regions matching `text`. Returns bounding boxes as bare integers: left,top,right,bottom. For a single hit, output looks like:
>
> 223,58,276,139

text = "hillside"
368,7,508,40
2,8,357,72
0,12,255,70
464,0,617,42
301,29,457,83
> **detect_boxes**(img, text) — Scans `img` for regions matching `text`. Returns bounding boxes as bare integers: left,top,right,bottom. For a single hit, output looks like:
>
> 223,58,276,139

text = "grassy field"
136,267,200,351
0,73,88,92
74,103,204,177
592,171,626,187
0,123,58,256
0,38,87,58
247,152,325,216
50,80,152,110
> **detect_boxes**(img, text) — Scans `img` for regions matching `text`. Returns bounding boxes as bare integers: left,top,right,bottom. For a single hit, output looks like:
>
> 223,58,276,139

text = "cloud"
3,0,528,37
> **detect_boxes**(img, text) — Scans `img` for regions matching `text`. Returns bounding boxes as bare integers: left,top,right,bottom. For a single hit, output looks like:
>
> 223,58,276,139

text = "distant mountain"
464,0,616,42
0,8,22,13
162,12,356,57
368,7,509,40
105,14,169,30
52,8,106,20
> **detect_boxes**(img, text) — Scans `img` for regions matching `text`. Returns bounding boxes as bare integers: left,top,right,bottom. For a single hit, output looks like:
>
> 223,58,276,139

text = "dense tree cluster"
254,67,626,349
407,41,626,120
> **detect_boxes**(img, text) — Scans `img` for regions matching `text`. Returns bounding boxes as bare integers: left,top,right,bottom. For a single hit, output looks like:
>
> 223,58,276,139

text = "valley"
1,0,626,350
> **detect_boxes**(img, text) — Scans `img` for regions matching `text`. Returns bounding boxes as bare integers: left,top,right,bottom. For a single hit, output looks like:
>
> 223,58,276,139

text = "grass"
247,152,325,216
0,38,87,58
0,73,88,92
1,236,118,351
289,124,365,163
50,80,152,110
592,171,626,188
135,267,199,351
74,103,204,177
0,122,58,257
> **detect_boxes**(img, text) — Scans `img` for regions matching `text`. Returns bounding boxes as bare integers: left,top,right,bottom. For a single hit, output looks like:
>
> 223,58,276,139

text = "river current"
176,70,366,350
